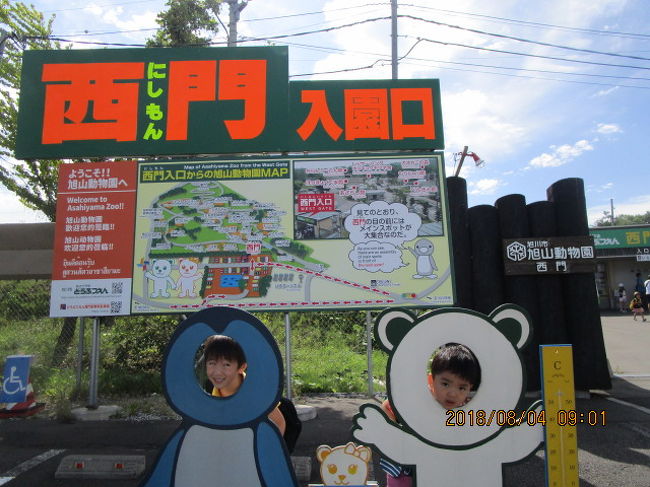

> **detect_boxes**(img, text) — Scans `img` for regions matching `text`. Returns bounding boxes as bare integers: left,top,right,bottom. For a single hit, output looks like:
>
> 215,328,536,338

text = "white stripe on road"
0,449,65,484
606,396,650,415
620,422,650,439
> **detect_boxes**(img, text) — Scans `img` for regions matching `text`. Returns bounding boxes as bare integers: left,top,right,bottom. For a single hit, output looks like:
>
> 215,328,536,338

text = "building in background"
590,225,650,310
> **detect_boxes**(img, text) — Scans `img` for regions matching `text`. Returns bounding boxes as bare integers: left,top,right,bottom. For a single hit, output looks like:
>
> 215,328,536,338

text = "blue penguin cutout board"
139,307,298,487
352,304,544,487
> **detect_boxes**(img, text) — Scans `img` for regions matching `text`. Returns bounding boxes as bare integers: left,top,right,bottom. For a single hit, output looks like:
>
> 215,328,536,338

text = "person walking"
617,284,627,313
629,291,647,322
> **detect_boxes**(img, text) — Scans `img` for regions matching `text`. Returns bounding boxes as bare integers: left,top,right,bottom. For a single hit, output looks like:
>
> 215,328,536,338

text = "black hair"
202,335,246,366
430,343,481,389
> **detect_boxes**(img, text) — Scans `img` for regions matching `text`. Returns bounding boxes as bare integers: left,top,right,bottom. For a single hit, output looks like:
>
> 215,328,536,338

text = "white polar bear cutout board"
352,304,544,487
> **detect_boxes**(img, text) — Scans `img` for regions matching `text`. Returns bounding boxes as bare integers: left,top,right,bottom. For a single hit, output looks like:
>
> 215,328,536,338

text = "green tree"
146,0,223,47
0,2,81,367
594,211,650,227
0,0,62,221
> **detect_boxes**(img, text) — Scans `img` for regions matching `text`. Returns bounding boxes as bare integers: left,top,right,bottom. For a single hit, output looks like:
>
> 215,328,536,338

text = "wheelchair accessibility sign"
1,355,33,403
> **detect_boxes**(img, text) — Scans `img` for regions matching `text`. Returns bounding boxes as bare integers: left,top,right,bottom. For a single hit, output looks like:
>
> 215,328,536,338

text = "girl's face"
206,357,247,397
429,371,472,409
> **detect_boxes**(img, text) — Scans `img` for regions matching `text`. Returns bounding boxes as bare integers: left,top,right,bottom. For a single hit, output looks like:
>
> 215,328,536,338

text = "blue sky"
2,0,649,224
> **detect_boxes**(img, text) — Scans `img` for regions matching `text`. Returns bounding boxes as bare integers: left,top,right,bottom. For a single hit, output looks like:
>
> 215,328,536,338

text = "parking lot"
1,312,649,486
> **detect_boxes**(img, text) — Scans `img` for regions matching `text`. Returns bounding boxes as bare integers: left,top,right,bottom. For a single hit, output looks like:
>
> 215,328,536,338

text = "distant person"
629,292,646,322
379,343,481,487
635,272,646,308
616,284,627,313
202,335,286,434
645,274,650,312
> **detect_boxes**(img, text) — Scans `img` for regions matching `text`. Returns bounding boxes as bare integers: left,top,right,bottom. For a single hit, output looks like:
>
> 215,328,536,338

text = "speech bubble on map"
349,242,407,273
345,201,421,246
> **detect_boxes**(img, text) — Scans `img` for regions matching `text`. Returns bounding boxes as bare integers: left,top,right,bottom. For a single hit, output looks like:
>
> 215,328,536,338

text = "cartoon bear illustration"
316,442,372,486
138,307,298,487
352,305,544,487
176,258,202,298
144,259,175,298
406,238,438,279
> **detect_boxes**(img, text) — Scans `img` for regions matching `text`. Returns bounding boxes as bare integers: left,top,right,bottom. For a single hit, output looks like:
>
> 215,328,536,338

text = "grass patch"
1,310,388,418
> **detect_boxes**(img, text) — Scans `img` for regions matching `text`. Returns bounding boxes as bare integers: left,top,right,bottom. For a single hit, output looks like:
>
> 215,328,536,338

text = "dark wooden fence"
447,176,611,391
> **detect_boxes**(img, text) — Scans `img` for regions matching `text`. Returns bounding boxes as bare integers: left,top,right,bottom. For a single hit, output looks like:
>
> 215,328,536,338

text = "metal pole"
366,311,374,397
76,318,85,396
87,317,100,409
391,0,398,79
284,312,292,400
454,145,469,177
610,198,615,225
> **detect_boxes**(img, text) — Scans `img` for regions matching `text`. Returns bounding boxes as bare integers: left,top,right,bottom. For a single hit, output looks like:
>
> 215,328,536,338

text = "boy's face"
429,371,472,409
206,357,247,396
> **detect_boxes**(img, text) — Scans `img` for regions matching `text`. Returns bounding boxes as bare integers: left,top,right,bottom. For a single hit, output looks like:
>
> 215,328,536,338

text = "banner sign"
17,47,444,158
50,161,137,317
289,79,443,151
131,154,454,314
503,236,595,275
590,226,650,249
590,225,650,262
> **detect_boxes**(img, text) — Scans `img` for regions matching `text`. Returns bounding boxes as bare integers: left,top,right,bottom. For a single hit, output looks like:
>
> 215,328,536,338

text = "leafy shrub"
0,280,51,321
102,315,178,373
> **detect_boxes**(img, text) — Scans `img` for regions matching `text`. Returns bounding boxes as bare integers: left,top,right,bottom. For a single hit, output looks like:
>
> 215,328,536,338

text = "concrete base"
296,404,317,422
55,454,145,479
309,483,378,486
71,405,121,421
291,456,311,482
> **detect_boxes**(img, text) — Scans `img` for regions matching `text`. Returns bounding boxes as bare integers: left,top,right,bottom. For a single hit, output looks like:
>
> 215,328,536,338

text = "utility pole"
390,0,398,79
610,198,615,225
225,0,248,47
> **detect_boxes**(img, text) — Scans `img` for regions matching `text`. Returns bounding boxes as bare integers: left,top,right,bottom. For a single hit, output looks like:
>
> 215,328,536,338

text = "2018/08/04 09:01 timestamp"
445,409,607,427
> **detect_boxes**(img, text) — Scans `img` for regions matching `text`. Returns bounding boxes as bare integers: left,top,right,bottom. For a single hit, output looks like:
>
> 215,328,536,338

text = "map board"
130,153,453,314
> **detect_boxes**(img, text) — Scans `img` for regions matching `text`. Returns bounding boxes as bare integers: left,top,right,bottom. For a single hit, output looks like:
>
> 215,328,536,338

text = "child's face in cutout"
429,371,472,409
206,357,247,396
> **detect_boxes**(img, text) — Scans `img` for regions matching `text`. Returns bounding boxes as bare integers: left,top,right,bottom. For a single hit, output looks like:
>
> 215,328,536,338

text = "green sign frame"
16,47,444,158
16,47,289,158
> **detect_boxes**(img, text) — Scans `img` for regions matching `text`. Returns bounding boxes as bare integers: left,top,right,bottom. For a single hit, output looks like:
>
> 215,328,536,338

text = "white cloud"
468,178,503,195
0,189,48,224
529,139,594,168
593,86,619,98
442,89,529,164
596,123,622,135
83,3,158,40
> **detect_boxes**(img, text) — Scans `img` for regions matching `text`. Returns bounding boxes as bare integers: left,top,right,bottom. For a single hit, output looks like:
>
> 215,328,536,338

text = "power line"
400,3,650,40
399,59,650,90
401,52,650,82
401,14,650,62
414,36,650,72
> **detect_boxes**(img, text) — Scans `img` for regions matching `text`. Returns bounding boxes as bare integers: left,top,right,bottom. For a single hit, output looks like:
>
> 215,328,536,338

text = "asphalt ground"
1,312,649,487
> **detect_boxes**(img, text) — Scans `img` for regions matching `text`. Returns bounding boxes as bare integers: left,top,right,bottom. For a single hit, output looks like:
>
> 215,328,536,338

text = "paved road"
1,312,649,486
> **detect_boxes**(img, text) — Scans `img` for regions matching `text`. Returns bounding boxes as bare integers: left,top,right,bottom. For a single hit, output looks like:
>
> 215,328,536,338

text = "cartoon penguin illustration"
139,307,298,487
407,239,438,279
